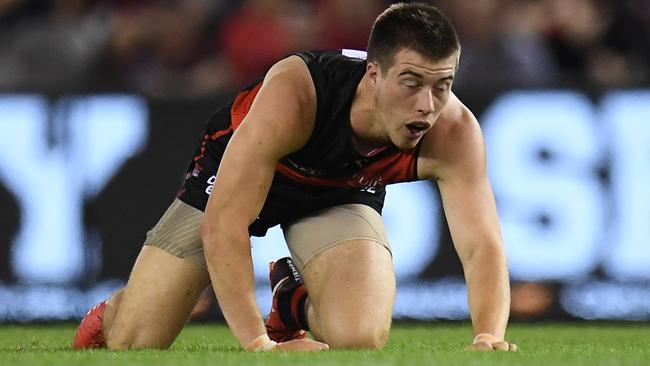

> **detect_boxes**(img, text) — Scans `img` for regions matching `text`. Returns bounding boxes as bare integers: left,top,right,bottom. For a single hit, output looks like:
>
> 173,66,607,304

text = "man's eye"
402,80,419,88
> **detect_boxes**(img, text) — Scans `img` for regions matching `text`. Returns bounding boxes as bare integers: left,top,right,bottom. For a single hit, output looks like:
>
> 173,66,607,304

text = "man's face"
370,48,459,150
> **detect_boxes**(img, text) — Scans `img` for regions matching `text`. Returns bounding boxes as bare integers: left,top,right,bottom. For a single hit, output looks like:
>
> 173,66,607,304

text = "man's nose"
416,89,435,115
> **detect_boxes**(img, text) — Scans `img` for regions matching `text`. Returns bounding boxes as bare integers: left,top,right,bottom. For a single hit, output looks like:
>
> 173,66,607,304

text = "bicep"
203,57,316,227
435,116,502,262
205,138,276,228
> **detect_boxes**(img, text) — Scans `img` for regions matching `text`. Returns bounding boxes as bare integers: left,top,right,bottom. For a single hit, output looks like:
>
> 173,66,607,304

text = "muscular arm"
420,97,512,349
199,56,316,349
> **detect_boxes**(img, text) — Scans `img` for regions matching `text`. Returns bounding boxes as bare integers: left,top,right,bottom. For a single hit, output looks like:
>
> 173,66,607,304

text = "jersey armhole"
289,51,325,151
290,52,322,112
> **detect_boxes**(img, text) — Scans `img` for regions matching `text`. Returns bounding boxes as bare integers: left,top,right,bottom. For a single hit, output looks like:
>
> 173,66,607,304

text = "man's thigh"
283,204,392,272
106,200,211,349
283,204,395,348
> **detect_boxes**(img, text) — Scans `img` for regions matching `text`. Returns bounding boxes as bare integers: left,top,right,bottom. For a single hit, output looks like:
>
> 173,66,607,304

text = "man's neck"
349,74,391,156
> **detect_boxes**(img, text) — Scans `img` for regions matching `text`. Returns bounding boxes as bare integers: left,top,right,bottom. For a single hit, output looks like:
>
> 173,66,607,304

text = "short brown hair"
367,2,460,72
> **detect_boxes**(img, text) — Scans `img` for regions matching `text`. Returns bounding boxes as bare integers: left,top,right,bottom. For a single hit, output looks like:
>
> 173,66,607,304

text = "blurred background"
0,0,649,323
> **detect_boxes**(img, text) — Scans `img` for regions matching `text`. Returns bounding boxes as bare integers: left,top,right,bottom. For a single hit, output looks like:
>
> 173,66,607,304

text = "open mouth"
405,121,431,136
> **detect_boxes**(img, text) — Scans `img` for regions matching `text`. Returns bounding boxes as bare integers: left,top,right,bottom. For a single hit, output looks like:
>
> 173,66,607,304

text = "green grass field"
1,322,649,366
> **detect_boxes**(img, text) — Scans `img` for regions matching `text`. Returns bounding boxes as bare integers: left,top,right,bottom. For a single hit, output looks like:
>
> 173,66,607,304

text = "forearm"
204,225,266,348
462,244,510,340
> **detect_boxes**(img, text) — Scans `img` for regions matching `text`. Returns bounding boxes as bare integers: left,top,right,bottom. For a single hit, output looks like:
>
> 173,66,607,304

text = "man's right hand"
246,334,329,352
468,333,517,352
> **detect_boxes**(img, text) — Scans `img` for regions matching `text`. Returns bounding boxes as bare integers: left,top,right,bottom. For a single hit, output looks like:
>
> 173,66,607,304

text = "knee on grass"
106,329,173,350
323,322,390,350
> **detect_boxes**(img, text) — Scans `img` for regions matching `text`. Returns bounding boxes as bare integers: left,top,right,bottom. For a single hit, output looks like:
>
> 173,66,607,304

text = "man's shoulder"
422,94,480,151
264,56,315,94
276,50,366,122
438,93,478,128
417,94,483,180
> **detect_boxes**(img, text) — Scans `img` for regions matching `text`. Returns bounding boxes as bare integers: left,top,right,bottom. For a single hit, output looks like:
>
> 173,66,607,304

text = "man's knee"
106,328,172,350
105,292,174,351
322,320,390,349
101,288,125,343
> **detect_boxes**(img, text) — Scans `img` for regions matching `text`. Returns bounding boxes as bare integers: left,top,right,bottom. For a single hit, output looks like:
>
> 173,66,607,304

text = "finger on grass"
469,341,494,351
277,338,329,352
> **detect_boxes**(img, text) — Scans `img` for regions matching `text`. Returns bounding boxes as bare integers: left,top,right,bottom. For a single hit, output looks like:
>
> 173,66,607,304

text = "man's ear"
366,61,382,85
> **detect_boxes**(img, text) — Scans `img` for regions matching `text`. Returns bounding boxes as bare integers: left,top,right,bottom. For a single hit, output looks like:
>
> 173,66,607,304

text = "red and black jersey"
177,50,421,236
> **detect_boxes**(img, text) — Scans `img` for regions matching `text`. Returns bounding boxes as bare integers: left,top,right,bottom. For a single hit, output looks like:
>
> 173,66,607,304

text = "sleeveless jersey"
177,50,421,236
